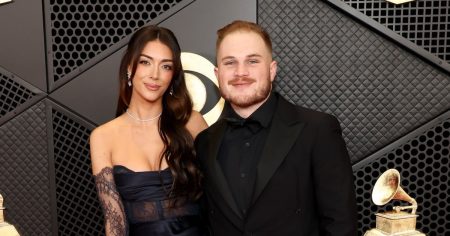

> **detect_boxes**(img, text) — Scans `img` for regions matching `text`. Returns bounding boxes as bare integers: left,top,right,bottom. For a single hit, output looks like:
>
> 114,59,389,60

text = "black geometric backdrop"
259,0,450,163
0,67,45,125
343,0,450,62
0,72,35,116
51,104,100,236
0,101,52,235
259,0,449,235
0,0,449,235
47,0,188,89
353,112,449,235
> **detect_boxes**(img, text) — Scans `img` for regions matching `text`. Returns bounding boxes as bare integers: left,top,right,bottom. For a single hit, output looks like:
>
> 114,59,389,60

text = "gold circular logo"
181,52,224,125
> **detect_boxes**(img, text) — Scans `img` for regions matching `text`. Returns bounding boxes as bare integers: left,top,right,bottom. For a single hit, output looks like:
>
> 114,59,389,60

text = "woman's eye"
139,60,150,65
162,64,173,70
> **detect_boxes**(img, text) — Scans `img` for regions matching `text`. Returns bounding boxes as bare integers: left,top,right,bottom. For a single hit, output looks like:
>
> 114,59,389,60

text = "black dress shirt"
217,93,277,215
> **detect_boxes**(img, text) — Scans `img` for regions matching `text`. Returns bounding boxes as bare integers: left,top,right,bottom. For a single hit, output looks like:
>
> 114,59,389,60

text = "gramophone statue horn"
0,194,20,236
372,169,417,214
364,169,425,236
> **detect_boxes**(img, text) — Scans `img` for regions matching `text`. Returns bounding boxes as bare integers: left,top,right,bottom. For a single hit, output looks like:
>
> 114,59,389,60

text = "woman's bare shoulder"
91,116,131,152
89,117,125,172
91,117,122,140
186,110,208,139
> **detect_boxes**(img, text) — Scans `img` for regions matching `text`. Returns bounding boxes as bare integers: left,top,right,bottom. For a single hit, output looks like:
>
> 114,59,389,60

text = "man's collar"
224,92,277,129
248,92,277,128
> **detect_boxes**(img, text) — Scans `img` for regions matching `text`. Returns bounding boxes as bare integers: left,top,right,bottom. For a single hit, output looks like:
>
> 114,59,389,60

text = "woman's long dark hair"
116,25,202,201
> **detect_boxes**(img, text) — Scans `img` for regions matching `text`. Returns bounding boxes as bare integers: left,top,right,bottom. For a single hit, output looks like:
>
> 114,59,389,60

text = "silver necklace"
126,109,162,122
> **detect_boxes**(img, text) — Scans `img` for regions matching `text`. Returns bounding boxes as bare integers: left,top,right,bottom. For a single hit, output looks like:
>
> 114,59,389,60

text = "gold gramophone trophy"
364,169,425,236
0,194,20,236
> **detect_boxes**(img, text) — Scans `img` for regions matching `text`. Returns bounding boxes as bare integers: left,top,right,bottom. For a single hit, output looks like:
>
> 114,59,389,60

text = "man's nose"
234,63,249,77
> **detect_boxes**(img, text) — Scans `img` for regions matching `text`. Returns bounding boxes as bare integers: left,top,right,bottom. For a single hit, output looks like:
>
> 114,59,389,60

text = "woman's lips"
144,83,161,91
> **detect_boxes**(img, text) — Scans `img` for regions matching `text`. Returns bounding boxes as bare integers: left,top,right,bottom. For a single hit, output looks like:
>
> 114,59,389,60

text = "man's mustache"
228,77,255,85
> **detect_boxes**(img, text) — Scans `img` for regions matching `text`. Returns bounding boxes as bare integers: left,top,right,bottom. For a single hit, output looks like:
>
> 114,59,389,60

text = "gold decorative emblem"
385,0,414,4
181,52,224,126
0,0,13,5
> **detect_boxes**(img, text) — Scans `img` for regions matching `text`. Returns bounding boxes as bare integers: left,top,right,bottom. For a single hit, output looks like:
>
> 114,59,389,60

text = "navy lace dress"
113,165,207,236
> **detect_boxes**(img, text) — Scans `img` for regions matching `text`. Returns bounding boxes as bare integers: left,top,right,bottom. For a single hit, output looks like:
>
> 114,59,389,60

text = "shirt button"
241,173,246,178
245,142,250,147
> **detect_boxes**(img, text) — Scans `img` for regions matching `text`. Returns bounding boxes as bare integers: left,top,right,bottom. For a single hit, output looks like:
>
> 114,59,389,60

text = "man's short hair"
216,20,273,55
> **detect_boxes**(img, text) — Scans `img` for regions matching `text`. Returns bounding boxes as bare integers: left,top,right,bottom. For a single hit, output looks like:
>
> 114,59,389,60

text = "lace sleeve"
94,167,128,236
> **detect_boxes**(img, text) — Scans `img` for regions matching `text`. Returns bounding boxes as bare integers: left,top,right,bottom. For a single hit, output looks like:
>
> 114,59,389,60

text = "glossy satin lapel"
206,122,244,219
251,104,305,204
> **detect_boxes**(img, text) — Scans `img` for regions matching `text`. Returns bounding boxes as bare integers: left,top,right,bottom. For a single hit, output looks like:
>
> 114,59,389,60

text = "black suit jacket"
195,94,357,236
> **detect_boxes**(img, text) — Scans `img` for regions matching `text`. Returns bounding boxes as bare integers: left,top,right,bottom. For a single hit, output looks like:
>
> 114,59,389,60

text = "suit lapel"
205,120,244,219
252,97,305,204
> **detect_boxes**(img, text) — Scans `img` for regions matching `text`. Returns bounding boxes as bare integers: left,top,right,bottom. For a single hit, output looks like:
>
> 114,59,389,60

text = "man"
195,20,357,236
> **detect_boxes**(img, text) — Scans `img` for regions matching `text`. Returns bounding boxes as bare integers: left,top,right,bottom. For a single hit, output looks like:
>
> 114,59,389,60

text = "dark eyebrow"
140,54,173,63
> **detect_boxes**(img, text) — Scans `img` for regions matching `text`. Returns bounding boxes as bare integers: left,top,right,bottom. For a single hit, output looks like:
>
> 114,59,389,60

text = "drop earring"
169,86,174,96
127,71,132,87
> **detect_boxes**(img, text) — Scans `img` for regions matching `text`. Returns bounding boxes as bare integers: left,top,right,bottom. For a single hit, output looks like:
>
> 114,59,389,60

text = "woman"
90,25,208,236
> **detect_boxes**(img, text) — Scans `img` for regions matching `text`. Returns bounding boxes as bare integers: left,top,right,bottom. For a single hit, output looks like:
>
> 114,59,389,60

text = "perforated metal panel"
51,105,102,236
353,111,450,236
47,0,187,88
342,0,450,62
258,0,450,163
0,74,34,116
0,67,46,128
0,101,52,236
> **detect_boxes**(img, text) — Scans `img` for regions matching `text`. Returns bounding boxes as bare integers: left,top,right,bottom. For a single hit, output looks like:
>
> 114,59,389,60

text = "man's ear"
269,60,277,82
214,67,219,79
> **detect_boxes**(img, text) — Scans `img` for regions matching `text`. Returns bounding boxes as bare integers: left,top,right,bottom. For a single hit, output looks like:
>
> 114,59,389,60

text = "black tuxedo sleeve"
311,115,357,236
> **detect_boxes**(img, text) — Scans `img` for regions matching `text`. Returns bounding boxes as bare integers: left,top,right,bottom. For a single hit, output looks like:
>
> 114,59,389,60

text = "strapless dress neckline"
112,164,206,235
113,165,170,173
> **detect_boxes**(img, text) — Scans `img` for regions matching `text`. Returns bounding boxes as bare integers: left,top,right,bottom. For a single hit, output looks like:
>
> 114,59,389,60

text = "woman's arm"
90,128,127,236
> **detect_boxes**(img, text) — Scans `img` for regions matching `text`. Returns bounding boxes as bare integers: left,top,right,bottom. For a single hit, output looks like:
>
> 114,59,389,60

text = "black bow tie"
225,117,246,126
225,117,261,133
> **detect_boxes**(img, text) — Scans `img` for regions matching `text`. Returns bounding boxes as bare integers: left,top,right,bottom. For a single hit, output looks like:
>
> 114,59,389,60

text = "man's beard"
220,77,271,108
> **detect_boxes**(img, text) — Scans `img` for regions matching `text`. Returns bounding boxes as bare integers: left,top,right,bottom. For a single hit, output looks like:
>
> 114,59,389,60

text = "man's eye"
248,60,259,64
224,61,235,66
